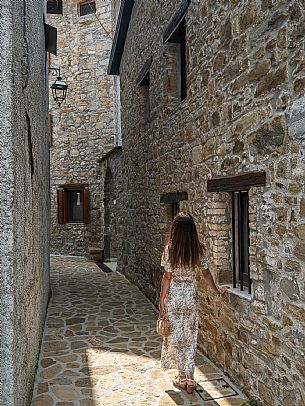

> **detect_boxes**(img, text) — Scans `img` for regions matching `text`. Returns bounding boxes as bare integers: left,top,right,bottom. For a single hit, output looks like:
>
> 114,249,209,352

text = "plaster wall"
0,1,50,404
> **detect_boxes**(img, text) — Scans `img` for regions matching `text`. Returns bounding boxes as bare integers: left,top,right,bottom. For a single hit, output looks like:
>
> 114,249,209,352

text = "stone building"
108,0,305,404
0,0,50,404
48,0,119,257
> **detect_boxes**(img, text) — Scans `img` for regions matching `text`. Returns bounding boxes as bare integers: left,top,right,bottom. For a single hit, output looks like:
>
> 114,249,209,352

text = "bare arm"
201,267,228,295
159,272,172,315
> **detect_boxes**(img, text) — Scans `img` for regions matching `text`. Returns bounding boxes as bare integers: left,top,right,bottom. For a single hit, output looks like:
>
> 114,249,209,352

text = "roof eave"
107,0,135,76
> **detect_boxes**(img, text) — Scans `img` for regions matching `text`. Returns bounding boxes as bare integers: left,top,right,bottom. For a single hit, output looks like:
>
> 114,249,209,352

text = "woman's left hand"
217,286,229,296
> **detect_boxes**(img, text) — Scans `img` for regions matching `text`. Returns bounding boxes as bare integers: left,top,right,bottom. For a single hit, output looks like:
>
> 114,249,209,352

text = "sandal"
186,377,197,394
172,375,187,390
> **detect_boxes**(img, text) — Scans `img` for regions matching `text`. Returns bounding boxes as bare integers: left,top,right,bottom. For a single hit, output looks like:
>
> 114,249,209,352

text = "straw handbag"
156,315,170,337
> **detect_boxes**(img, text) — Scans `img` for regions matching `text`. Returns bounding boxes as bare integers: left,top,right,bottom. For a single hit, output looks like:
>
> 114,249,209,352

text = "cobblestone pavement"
31,256,248,406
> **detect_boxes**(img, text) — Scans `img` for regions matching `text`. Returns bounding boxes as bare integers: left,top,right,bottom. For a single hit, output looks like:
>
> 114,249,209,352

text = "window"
160,191,188,220
139,71,150,121
138,57,152,121
171,202,180,219
207,171,267,294
79,1,96,16
58,184,90,224
179,26,187,101
167,21,187,100
47,0,63,14
232,191,250,292
163,0,190,100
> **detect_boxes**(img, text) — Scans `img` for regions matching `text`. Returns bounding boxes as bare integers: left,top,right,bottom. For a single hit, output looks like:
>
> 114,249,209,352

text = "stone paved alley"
31,257,248,406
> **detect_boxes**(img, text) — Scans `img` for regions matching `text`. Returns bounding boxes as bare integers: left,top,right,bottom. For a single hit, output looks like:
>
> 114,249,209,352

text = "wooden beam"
59,183,89,190
160,191,188,204
163,0,190,43
207,171,267,192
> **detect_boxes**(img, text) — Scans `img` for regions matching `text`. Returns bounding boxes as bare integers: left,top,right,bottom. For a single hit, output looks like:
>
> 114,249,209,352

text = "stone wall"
114,0,305,404
0,1,50,404
48,0,117,256
99,147,124,261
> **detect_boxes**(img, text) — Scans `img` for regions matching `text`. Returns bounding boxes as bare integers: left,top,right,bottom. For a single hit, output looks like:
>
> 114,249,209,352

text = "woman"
159,212,227,394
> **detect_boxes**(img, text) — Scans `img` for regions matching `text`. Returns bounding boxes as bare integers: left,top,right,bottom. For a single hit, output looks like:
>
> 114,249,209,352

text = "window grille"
232,191,251,293
207,171,267,295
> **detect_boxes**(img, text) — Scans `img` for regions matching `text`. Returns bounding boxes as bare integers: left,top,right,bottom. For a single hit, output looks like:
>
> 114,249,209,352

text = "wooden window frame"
79,1,96,17
207,171,267,294
47,0,63,15
58,184,90,224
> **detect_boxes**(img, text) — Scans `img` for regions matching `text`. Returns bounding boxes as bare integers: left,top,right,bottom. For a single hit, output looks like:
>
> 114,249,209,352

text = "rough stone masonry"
48,0,118,257
108,0,305,405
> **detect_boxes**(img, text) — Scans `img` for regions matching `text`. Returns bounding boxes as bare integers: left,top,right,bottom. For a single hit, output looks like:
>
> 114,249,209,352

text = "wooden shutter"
83,187,90,224
58,188,64,224
47,0,63,14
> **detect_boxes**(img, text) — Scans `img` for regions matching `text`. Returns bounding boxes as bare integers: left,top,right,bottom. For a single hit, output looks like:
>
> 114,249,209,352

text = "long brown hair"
166,212,204,269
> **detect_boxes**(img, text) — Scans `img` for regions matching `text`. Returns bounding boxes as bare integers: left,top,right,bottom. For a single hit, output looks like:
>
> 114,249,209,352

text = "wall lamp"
50,67,68,106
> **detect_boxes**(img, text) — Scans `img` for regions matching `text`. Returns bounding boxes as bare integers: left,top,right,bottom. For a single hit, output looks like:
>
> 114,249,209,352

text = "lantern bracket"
49,66,68,107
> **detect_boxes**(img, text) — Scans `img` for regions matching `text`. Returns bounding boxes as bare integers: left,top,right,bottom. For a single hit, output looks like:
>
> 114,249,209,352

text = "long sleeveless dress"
160,245,208,378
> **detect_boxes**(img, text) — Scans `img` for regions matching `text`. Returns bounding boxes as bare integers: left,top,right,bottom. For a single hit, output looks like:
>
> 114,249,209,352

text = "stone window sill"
78,14,95,18
221,284,252,301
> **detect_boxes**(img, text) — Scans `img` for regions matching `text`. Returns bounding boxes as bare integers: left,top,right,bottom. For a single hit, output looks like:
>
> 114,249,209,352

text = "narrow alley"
31,257,248,406
1,1,305,405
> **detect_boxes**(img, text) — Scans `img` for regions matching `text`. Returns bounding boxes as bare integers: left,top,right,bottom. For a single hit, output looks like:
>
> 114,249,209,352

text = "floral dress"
160,245,208,378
